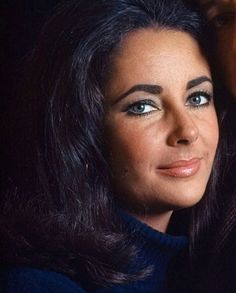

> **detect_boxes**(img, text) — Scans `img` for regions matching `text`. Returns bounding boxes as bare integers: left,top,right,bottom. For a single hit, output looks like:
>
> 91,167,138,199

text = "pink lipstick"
158,158,201,177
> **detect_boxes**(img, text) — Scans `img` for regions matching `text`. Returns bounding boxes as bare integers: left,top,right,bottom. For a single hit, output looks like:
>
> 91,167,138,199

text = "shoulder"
1,267,86,293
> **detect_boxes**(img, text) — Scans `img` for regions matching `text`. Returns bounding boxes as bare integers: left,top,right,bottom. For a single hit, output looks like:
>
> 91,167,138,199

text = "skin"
104,29,219,232
199,0,236,98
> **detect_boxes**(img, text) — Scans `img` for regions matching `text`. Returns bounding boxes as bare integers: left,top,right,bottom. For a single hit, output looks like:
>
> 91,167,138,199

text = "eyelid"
123,99,161,116
123,98,160,111
186,90,213,107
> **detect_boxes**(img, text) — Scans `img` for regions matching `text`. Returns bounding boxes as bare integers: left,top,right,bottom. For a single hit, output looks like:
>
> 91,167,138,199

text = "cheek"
108,123,161,173
202,112,219,154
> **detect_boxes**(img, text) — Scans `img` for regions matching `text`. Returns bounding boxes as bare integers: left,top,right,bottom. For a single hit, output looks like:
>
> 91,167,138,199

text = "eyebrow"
113,84,162,105
112,76,212,105
186,76,213,90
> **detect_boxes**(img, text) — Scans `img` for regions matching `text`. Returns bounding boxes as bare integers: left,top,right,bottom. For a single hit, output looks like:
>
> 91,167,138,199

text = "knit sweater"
1,212,188,292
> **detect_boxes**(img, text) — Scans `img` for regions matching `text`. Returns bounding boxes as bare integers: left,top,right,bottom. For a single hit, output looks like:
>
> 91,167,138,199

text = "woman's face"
104,29,219,215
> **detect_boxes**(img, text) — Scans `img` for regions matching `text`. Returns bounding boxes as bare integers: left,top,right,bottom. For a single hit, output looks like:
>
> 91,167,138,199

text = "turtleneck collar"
119,210,188,252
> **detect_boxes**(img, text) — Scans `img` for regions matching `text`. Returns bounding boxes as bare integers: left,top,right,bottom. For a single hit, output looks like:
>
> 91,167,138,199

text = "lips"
157,158,202,178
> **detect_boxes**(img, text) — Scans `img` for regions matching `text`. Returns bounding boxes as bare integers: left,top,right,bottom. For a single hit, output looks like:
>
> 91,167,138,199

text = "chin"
150,184,207,211
169,190,206,210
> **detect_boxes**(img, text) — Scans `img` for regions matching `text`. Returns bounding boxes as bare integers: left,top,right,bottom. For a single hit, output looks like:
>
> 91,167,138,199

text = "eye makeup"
186,90,213,108
122,98,161,117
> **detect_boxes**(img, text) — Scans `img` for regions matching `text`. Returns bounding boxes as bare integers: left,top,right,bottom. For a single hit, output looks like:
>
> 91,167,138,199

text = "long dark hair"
0,0,223,288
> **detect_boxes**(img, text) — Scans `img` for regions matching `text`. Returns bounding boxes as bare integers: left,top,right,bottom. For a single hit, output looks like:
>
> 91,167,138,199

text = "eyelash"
186,90,212,108
123,91,212,117
124,99,160,117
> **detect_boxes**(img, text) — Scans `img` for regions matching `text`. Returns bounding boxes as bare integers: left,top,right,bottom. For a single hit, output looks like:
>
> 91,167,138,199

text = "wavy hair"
0,0,223,288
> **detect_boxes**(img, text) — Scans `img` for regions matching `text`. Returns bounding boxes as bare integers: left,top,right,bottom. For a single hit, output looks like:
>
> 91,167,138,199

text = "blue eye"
125,99,159,116
187,91,212,107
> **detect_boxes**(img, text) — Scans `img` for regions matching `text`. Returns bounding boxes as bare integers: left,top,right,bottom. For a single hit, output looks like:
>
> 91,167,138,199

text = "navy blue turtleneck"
1,212,188,292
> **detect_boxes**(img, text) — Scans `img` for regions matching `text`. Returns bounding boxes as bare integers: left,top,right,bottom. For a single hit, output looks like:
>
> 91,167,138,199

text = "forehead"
114,29,203,68
108,29,210,92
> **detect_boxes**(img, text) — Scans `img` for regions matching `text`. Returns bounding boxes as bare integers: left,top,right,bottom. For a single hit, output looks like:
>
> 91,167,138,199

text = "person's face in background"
200,0,236,99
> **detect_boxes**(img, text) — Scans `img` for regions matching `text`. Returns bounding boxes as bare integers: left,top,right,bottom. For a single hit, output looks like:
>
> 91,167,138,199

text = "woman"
0,0,221,292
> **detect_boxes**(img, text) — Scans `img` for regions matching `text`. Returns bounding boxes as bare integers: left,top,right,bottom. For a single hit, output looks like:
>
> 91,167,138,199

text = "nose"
167,110,199,146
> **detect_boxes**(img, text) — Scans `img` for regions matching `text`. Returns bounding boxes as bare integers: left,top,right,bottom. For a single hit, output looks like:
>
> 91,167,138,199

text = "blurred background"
0,0,65,188
1,0,65,112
